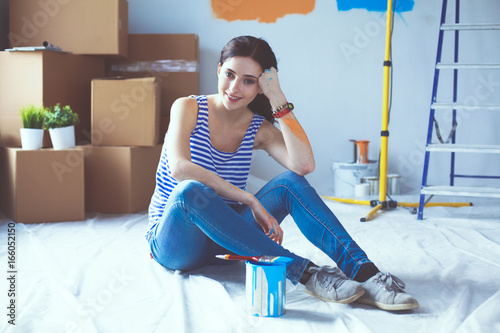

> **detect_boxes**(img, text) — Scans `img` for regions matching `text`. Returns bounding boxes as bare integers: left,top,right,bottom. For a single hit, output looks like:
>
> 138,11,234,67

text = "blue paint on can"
246,261,287,317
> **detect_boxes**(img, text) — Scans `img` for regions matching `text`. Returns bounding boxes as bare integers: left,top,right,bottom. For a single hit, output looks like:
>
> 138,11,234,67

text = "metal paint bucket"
245,261,286,317
362,176,379,196
387,174,401,195
332,162,378,197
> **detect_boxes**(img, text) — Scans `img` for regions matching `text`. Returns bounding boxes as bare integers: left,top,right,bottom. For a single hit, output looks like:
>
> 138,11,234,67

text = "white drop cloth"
1,194,500,333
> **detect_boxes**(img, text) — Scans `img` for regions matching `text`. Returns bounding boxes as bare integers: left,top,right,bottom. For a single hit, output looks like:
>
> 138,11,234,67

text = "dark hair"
219,36,277,123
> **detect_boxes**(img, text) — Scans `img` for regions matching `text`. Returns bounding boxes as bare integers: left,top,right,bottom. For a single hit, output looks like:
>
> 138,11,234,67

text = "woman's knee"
172,180,218,209
278,171,310,187
173,179,203,193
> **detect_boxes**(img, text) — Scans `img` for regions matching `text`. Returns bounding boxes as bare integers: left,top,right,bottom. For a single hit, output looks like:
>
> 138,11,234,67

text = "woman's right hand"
249,198,283,245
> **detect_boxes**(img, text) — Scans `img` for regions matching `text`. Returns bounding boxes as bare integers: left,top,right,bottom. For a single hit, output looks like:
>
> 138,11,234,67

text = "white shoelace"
309,266,345,291
373,272,406,292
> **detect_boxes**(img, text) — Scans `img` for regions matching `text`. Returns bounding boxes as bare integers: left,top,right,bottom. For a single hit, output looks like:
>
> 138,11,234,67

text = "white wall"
127,0,500,196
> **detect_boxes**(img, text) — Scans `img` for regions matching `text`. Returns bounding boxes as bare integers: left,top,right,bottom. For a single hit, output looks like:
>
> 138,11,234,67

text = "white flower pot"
20,128,44,150
49,125,76,150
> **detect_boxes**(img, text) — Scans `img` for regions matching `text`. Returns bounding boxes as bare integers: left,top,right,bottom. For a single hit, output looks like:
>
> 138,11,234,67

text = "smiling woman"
146,35,419,312
211,0,316,23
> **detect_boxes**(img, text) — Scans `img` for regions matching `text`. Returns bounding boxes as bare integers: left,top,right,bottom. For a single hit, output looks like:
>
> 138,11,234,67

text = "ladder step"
437,63,500,69
441,23,500,30
426,144,500,153
421,186,500,198
431,103,500,111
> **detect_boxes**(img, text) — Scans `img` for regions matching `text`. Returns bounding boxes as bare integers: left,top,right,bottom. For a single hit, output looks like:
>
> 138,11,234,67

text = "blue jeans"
148,171,373,285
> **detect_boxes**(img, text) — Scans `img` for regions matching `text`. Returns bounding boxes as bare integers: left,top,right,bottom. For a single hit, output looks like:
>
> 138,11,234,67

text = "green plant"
19,104,47,129
43,104,80,129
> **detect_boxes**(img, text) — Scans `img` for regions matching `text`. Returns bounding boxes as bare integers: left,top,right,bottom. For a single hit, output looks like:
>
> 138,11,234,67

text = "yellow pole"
359,0,393,221
323,196,471,208
379,0,393,204
322,196,371,206
361,204,383,222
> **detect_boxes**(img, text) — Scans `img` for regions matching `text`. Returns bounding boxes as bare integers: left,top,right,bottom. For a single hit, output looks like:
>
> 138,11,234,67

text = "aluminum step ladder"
418,0,500,219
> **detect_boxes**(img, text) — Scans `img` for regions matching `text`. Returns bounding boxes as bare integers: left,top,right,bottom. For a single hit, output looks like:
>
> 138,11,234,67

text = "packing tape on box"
110,60,199,73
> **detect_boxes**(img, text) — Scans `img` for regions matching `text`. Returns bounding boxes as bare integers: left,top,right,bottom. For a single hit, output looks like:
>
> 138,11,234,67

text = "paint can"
354,183,370,197
362,176,379,196
332,162,378,197
245,261,286,317
387,174,401,195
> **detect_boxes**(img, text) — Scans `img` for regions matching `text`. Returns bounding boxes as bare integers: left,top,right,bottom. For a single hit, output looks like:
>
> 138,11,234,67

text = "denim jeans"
148,171,373,285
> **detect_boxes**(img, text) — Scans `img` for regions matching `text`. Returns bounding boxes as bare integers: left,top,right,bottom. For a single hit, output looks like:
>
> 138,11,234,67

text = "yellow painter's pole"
379,0,392,205
323,196,471,209
360,0,394,222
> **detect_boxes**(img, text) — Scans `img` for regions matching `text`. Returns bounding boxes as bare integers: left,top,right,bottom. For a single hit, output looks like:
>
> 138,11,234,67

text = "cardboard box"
0,50,105,147
106,34,199,126
84,145,162,214
91,77,160,146
0,147,85,223
9,0,128,57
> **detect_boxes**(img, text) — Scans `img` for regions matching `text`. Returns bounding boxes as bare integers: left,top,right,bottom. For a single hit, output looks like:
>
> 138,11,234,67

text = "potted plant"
19,104,47,150
43,103,80,150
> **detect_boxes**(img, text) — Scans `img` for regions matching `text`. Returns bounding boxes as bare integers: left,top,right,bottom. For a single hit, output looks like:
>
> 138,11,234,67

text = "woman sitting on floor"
146,35,419,311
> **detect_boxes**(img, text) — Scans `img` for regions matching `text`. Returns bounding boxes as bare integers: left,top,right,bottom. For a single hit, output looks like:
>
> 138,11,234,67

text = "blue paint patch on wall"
337,0,414,13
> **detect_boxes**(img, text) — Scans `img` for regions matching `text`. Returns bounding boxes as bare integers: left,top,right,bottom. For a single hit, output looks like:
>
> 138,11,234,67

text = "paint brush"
216,254,293,265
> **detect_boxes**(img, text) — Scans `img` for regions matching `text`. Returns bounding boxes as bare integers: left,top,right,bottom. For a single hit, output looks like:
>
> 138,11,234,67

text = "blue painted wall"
337,0,414,13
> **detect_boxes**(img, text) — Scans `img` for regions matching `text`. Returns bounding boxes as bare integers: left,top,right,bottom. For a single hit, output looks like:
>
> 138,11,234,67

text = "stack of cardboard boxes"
0,0,199,222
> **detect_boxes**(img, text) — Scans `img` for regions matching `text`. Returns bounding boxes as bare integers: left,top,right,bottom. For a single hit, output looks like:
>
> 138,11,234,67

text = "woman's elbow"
294,160,316,176
169,160,188,181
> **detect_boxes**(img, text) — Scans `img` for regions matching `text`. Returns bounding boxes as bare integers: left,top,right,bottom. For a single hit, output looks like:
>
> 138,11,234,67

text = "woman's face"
217,56,263,111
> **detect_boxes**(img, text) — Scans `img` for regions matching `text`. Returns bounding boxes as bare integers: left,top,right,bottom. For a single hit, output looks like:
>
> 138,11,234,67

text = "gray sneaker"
304,266,365,304
356,272,419,311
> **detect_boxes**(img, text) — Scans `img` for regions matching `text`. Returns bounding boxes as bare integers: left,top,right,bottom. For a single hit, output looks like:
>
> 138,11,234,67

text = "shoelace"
373,272,406,292
309,266,345,291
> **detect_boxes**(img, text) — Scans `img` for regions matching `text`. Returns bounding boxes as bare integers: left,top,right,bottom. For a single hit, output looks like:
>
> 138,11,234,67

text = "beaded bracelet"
273,108,292,119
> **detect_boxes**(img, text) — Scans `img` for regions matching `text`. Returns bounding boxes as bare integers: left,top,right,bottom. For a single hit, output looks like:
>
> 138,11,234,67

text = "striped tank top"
146,95,265,240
